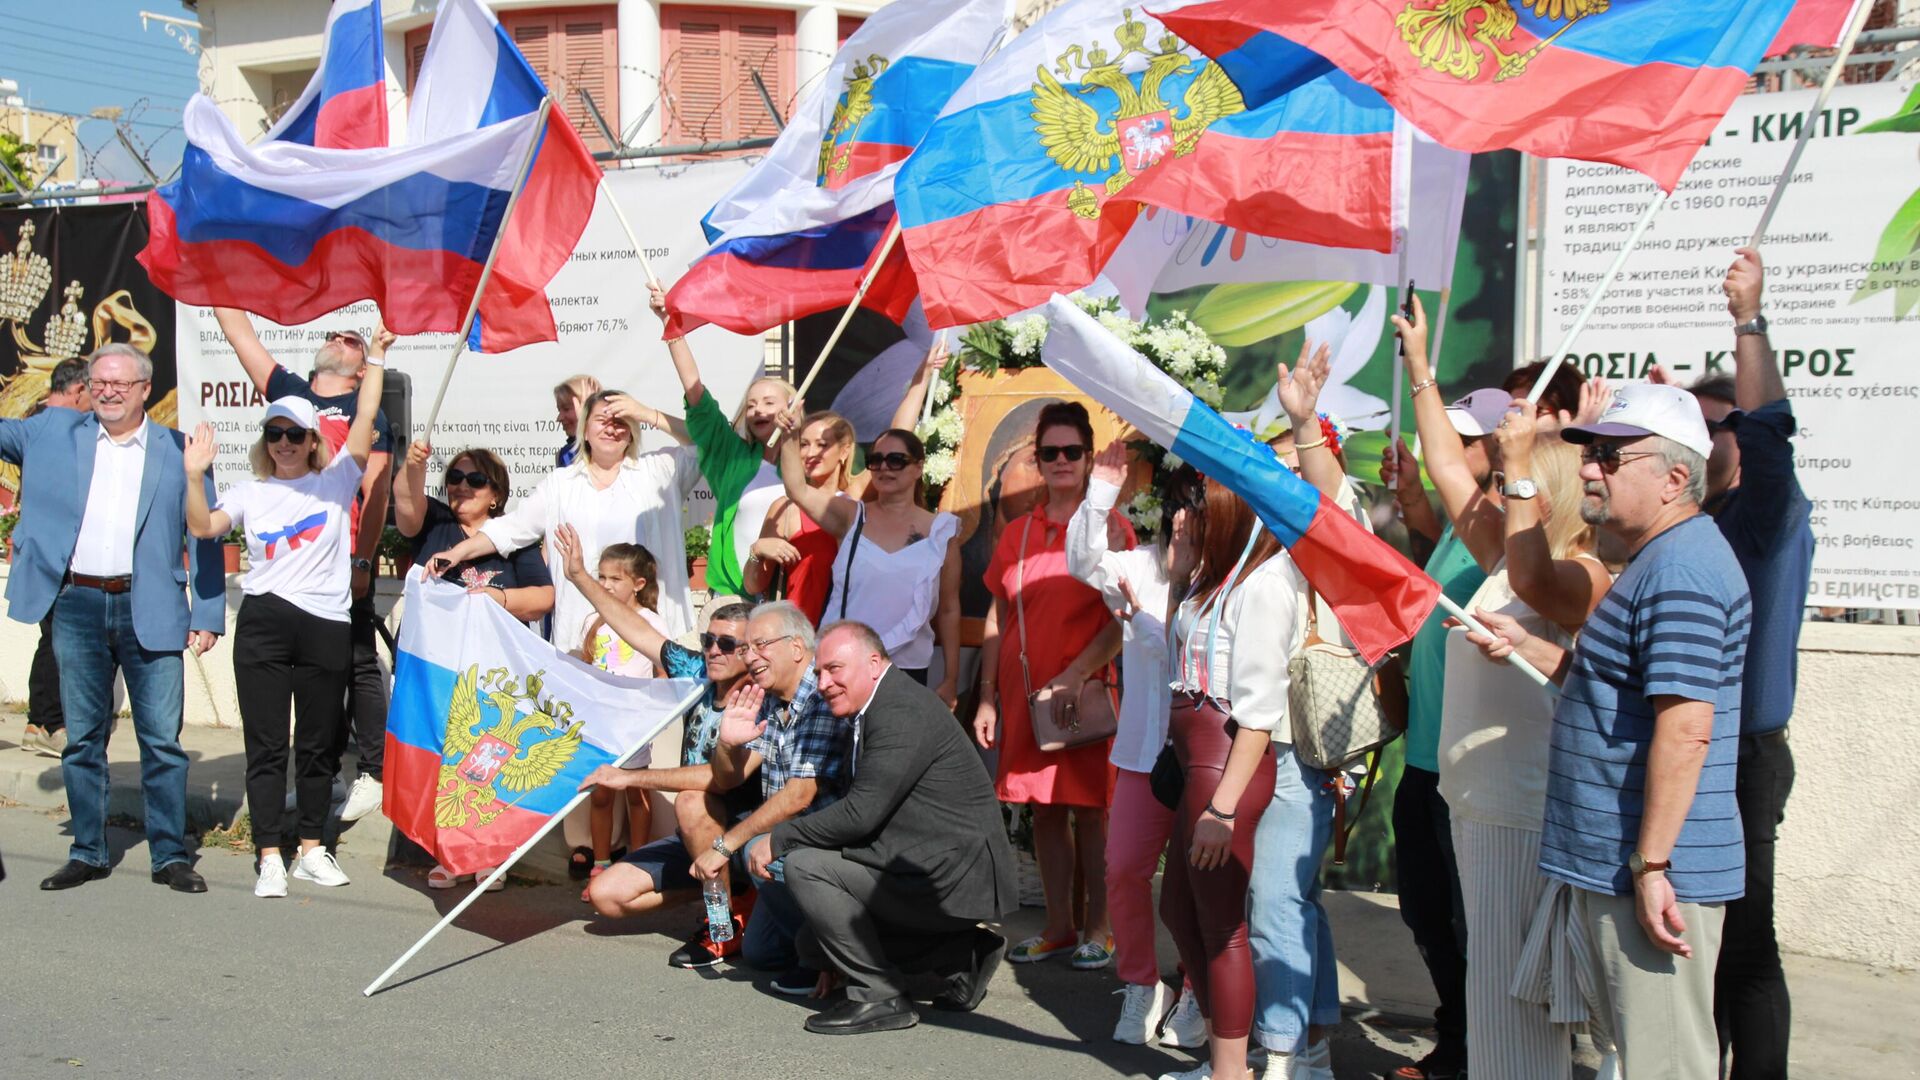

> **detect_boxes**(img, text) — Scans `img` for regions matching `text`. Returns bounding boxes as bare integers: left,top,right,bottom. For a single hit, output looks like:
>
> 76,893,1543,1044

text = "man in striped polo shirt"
1465,383,1750,1080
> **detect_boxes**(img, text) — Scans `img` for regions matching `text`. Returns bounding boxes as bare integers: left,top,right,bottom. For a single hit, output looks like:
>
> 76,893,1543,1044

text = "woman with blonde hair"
1439,404,1614,1080
553,374,602,467
183,329,391,898
741,409,857,622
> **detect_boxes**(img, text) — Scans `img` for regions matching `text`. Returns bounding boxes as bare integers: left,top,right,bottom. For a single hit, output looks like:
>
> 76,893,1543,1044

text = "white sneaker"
339,775,384,822
1156,1065,1211,1080
426,863,503,892
292,848,351,887
1160,984,1207,1048
1113,981,1170,1044
1294,1039,1333,1080
254,857,288,898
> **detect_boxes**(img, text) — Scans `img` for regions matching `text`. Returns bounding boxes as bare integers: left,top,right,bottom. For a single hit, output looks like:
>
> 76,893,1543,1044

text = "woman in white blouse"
425,389,700,649
772,414,961,703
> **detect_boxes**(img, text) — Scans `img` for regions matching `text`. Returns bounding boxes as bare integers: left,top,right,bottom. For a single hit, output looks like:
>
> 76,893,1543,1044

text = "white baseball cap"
261,396,318,431
1560,383,1713,459
1445,388,1512,437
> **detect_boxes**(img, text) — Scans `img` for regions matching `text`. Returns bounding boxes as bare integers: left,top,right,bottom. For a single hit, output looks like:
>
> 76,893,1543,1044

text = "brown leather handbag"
1013,515,1119,752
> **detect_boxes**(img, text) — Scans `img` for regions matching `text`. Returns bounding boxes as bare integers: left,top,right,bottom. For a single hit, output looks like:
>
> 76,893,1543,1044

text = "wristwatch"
351,557,373,572
1628,851,1671,878
1501,478,1538,500
711,836,735,858
1734,312,1768,337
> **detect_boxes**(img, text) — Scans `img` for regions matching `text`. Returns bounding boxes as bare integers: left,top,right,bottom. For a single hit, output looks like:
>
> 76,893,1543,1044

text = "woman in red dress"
974,401,1132,970
740,411,855,621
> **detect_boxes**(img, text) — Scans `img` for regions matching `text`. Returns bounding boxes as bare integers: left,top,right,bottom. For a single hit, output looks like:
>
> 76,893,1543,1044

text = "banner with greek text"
1540,83,1920,610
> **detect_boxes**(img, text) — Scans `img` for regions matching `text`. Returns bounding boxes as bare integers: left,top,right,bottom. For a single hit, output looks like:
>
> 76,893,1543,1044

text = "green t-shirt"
1405,525,1488,774
686,393,769,598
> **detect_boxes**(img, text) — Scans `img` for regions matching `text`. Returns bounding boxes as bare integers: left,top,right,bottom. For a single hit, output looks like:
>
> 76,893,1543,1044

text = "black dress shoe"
40,860,109,890
931,927,1005,1013
804,995,918,1035
151,862,208,894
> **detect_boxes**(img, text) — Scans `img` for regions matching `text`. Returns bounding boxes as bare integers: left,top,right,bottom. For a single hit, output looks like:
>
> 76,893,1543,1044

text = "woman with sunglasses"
771,414,963,704
393,443,554,623
182,330,390,900
742,410,857,623
975,400,1131,972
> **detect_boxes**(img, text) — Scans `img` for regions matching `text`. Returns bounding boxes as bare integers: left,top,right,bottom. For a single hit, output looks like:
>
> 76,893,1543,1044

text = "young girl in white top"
579,541,670,893
183,327,389,899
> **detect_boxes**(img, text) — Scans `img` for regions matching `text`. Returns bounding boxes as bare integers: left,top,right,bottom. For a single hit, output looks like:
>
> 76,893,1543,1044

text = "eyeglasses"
749,634,795,656
1579,443,1661,471
444,468,492,490
325,330,367,351
262,426,310,444
88,378,148,396
701,632,748,655
868,451,919,472
1037,444,1089,463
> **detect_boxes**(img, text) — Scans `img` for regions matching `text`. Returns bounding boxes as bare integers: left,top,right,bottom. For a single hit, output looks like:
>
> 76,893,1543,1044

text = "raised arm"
393,441,431,538
1276,339,1346,500
774,409,858,538
552,524,670,670
603,391,690,445
342,326,390,469
1392,294,1504,570
889,337,950,432
1724,247,1784,411
1496,411,1611,633
649,281,709,407
213,307,280,395
182,423,232,540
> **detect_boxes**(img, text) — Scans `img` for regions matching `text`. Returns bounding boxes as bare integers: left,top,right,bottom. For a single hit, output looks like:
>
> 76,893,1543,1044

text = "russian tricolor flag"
1040,296,1438,663
894,0,1396,330
387,579,705,876
262,0,388,150
1152,0,1802,193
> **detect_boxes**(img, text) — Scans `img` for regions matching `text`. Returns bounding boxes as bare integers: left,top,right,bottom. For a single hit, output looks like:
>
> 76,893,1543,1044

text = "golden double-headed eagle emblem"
819,54,890,187
1031,9,1245,221
435,665,585,830
1397,0,1609,83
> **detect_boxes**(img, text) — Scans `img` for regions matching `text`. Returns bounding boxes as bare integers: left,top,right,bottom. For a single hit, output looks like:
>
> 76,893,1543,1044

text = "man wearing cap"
1466,383,1750,1079
215,308,394,824
0,343,226,894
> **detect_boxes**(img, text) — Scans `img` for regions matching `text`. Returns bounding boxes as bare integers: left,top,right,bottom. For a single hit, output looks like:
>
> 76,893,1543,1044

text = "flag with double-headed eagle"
385,578,704,875
894,0,1398,329
662,0,1015,338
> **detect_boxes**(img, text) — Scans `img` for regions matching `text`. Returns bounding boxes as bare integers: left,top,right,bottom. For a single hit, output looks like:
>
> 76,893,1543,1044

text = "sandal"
567,845,594,880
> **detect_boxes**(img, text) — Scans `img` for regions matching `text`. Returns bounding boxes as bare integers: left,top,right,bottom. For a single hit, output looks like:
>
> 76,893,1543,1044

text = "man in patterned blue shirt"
1467,384,1750,1080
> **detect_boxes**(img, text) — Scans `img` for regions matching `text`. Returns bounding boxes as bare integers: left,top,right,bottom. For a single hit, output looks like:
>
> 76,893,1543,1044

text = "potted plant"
380,525,412,578
684,525,710,593
0,509,17,564
222,525,245,574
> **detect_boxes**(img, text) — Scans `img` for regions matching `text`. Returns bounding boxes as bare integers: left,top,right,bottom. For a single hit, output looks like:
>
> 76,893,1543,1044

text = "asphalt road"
0,803,1445,1080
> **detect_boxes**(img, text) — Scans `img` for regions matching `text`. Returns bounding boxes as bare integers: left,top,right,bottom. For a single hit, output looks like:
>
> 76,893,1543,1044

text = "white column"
617,0,662,149
795,2,840,112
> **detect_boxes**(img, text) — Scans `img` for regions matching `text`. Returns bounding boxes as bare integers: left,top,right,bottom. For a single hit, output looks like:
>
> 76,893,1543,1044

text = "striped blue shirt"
1540,514,1751,903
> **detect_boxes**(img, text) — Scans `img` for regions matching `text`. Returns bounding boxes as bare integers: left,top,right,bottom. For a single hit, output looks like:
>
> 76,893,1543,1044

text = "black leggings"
234,593,353,852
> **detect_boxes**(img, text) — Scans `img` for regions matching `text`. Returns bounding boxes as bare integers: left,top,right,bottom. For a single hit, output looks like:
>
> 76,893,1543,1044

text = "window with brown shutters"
405,6,620,153
661,6,795,150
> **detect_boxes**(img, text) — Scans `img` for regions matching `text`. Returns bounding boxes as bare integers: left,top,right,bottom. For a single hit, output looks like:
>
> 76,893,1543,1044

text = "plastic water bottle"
703,877,734,942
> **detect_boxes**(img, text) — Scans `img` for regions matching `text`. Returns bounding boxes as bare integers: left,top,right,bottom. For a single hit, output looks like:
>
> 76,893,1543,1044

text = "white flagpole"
419,96,558,443
362,678,708,998
1435,594,1550,687
1524,192,1664,404
1748,0,1874,248
596,175,661,289
1387,230,1410,455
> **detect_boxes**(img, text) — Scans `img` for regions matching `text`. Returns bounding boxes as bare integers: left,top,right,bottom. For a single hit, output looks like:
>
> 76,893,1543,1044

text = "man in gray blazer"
0,344,225,894
764,621,1018,1035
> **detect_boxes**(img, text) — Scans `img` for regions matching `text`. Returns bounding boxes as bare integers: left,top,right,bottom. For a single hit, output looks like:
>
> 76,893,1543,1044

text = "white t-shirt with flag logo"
217,451,366,622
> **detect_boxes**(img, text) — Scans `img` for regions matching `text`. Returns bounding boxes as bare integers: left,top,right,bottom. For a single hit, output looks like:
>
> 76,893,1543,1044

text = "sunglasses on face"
262,426,310,444
444,469,492,490
1579,443,1660,471
1037,444,1089,463
325,330,367,351
701,632,748,655
869,451,920,472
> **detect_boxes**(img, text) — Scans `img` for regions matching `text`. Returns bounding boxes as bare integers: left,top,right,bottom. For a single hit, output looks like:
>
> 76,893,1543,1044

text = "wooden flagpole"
419,96,556,442
1748,0,1874,248
791,219,904,405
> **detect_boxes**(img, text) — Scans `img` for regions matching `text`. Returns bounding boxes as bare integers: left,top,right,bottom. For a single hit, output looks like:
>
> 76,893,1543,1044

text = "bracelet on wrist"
1409,377,1437,396
1205,804,1236,822
1292,433,1328,452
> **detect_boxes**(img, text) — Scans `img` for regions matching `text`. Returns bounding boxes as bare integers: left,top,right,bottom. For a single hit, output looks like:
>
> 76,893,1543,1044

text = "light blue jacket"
0,409,225,651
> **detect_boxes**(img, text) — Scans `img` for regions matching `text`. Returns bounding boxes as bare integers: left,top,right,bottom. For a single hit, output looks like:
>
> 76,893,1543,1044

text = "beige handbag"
1013,515,1119,752
1287,584,1408,772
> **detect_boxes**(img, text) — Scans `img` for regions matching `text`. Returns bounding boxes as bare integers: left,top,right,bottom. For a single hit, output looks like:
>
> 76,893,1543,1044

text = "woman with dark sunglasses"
392,442,555,624
773,413,962,705
183,331,390,900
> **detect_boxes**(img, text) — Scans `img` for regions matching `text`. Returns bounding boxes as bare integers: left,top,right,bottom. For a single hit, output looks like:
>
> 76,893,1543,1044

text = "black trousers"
345,591,388,780
1716,729,1795,1080
234,593,352,851
28,613,63,732
1393,765,1468,1059
785,845,982,1003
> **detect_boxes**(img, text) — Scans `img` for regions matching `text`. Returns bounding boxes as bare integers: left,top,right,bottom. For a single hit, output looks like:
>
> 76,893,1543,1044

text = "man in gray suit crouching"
763,620,1017,1035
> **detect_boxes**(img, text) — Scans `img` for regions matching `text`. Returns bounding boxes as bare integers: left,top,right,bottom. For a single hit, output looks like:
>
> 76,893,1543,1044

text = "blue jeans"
1249,745,1340,1052
51,583,190,870
741,834,806,971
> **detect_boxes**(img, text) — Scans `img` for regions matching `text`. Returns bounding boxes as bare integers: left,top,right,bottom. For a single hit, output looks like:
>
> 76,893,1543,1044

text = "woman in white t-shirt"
184,331,389,900
1442,409,1613,1080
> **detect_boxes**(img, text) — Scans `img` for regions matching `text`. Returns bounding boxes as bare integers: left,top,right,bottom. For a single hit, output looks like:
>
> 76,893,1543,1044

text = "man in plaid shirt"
688,602,854,983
